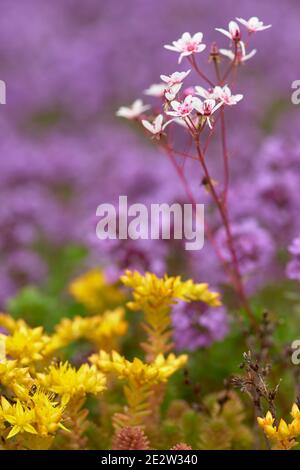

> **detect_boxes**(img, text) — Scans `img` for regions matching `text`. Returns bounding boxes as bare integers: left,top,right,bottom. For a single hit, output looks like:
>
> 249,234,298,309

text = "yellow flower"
0,359,32,399
29,388,68,437
48,308,127,352
0,397,37,439
258,404,300,450
37,362,106,401
90,350,187,385
121,270,220,358
121,270,221,314
69,269,126,313
1,324,51,367
0,313,22,333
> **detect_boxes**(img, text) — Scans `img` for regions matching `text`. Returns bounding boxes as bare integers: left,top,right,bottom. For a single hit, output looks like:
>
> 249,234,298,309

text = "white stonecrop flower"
164,32,206,64
216,21,241,41
160,70,191,87
236,17,271,33
195,86,217,100
213,85,243,105
144,83,166,97
142,114,165,135
167,94,198,118
165,83,182,101
116,99,150,119
193,98,223,129
220,41,257,63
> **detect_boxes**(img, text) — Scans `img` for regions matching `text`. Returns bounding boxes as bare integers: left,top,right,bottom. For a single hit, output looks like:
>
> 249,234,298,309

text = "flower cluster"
258,404,300,450
121,270,221,358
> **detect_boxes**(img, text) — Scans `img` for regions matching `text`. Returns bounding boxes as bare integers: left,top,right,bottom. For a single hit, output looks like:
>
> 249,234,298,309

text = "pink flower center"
185,41,197,52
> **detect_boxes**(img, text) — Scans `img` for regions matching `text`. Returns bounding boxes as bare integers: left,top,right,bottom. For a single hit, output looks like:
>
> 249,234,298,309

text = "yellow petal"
7,426,20,439
24,424,37,435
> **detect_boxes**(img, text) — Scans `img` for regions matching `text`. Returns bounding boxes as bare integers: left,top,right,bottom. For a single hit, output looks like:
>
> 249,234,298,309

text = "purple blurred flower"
172,300,229,351
215,218,275,277
286,238,300,282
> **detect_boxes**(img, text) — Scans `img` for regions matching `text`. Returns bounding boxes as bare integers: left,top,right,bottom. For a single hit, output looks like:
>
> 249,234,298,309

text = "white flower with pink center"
142,114,164,135
167,94,198,118
195,86,218,100
193,98,223,129
116,99,150,119
213,85,243,105
144,83,166,97
160,70,191,87
164,83,182,101
164,33,206,64
216,21,241,41
236,17,271,33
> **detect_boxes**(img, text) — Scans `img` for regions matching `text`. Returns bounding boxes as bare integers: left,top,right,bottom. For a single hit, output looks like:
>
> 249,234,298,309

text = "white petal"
160,74,169,83
215,28,232,39
229,21,240,34
234,94,243,102
181,32,192,41
164,44,179,52
193,32,203,43
219,49,234,60
235,17,248,27
244,49,257,61
142,120,155,133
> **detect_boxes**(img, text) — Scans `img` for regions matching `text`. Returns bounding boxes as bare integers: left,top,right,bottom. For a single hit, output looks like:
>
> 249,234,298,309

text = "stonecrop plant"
117,16,272,331
0,269,226,450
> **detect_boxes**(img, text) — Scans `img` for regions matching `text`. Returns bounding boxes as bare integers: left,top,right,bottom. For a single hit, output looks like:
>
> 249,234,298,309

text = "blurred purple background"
0,0,300,306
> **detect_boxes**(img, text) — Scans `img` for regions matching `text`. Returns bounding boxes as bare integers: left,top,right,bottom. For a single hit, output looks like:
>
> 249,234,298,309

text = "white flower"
160,70,191,87
165,83,182,101
116,99,150,119
166,94,198,118
213,85,243,105
195,86,217,100
220,41,257,63
216,21,241,41
164,32,206,64
193,98,223,129
236,17,271,33
144,83,166,97
142,114,165,135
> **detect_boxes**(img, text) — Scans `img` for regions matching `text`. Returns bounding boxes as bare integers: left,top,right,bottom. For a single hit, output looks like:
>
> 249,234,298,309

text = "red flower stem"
164,144,232,277
222,42,238,83
188,55,214,87
220,107,229,206
194,136,258,329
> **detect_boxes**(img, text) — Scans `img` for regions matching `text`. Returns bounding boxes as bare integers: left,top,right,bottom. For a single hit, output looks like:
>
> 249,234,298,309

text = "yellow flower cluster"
91,350,187,429
258,404,300,450
90,350,187,386
37,362,106,402
48,308,127,352
69,268,126,313
0,268,217,448
121,270,221,314
0,390,67,444
121,270,221,358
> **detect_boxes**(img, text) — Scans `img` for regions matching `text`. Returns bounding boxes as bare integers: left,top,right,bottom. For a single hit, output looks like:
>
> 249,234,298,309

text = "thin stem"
194,137,258,330
220,107,229,206
188,55,214,87
164,145,242,286
222,41,238,83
